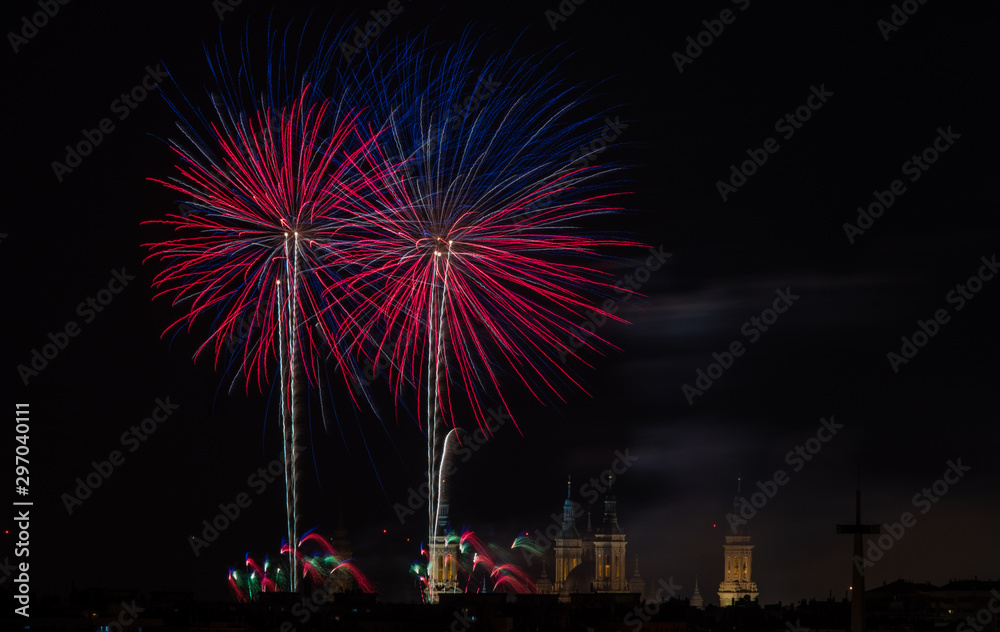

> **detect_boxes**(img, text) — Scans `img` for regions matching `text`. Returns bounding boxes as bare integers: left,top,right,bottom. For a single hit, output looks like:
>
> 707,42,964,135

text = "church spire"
602,474,622,534
560,475,579,538
731,472,745,535
628,555,645,596
718,476,759,606
691,575,704,608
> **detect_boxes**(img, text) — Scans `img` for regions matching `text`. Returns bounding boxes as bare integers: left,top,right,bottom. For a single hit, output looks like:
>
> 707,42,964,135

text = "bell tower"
427,503,459,602
553,476,582,596
717,475,759,606
591,480,627,592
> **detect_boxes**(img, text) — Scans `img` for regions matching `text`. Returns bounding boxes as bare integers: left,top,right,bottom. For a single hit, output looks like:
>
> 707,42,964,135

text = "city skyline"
4,0,997,621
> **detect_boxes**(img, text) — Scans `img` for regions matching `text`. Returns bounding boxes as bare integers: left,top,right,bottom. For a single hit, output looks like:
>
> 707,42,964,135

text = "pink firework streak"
145,85,397,591
144,87,388,395
283,532,378,594
331,146,642,433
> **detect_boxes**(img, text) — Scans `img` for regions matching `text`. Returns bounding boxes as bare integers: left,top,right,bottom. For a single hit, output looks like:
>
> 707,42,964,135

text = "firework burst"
330,33,642,601
144,25,395,590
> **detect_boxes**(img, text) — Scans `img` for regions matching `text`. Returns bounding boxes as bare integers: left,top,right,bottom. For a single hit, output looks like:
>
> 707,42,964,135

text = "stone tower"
427,503,459,601
718,476,759,606
554,476,583,596
691,576,704,609
590,482,627,592
546,477,635,601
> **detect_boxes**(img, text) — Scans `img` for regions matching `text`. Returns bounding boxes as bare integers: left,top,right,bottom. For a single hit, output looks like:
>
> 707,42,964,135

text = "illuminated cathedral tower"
427,503,459,602
718,476,759,606
590,483,628,592
553,477,582,596
547,476,640,601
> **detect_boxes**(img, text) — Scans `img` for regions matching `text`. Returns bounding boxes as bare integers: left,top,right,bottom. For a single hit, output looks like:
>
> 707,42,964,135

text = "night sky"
4,0,997,610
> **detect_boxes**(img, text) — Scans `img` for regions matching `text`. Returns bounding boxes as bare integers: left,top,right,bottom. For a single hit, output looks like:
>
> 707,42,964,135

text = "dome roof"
563,559,596,594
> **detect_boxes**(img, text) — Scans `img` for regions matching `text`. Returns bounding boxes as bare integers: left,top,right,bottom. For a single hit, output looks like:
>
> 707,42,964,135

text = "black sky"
4,0,998,609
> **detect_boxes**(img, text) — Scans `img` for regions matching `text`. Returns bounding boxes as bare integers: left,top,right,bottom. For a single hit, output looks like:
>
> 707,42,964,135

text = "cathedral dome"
563,559,596,594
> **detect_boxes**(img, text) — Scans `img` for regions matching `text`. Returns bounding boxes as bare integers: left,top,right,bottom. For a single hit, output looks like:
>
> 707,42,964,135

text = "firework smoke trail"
328,32,643,600
144,24,402,591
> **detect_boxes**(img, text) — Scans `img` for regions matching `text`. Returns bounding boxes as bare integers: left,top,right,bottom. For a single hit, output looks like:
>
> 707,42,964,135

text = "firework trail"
410,529,538,598
284,530,378,594
229,554,288,602
229,531,375,601
329,32,642,600
144,24,396,590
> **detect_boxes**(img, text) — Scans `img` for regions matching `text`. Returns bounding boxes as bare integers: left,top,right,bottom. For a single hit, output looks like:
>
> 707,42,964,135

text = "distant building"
629,558,647,596
691,576,704,609
718,479,760,606
866,578,1000,630
542,476,645,602
426,502,460,602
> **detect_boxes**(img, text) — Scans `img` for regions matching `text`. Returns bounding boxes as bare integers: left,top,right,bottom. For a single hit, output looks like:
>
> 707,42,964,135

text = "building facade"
544,477,643,602
718,484,760,606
